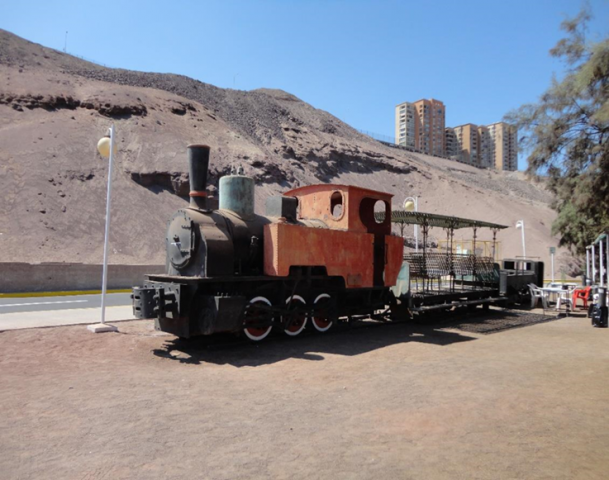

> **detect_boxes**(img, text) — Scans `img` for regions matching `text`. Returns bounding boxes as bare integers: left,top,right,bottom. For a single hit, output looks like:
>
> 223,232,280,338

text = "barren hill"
0,29,564,271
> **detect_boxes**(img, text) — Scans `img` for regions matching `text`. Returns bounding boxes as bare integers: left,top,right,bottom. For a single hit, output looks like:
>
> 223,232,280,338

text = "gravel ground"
1,311,608,480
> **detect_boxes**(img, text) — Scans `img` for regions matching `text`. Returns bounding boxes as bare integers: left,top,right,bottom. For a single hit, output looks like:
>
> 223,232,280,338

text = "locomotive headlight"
97,131,117,158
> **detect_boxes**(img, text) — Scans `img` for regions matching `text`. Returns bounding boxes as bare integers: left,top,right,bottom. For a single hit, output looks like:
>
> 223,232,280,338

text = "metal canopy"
375,210,508,230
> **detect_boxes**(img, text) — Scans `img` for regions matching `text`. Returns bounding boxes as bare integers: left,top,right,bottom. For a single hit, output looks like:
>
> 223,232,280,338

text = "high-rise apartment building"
488,122,518,171
395,102,416,149
453,124,479,166
394,99,517,170
444,127,460,160
395,99,445,156
478,126,492,168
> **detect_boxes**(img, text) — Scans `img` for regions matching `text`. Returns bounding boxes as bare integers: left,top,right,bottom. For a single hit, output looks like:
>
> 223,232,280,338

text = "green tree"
506,8,609,255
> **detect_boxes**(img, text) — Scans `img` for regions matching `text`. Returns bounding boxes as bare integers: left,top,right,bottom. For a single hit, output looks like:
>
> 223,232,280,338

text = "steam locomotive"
132,145,543,340
133,145,404,340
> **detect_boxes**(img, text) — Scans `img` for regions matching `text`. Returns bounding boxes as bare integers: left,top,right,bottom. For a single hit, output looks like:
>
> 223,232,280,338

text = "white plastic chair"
528,284,549,309
556,291,572,312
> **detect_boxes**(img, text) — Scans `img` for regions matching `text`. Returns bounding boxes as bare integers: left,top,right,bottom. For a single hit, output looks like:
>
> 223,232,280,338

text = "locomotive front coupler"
133,282,182,320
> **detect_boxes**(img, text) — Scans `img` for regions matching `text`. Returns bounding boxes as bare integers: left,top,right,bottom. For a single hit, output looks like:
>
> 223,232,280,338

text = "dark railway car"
500,258,544,297
132,145,404,340
380,211,544,316
388,254,543,317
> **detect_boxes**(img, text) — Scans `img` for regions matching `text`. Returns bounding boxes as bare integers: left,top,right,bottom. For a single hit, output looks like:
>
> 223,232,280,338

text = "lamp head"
97,129,116,159
403,199,415,212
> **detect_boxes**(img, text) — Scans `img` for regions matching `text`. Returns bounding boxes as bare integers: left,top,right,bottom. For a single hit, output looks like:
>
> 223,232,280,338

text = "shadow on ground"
151,307,582,367
433,308,572,335
152,321,475,367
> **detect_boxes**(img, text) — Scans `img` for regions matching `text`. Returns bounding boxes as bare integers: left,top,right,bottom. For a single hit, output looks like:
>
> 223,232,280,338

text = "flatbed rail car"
376,211,543,316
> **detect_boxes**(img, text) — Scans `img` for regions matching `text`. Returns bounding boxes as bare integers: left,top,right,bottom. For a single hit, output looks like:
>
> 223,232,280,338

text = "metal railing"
405,252,497,294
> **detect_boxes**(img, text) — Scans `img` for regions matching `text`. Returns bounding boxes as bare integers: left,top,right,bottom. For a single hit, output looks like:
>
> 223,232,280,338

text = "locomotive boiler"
133,145,404,340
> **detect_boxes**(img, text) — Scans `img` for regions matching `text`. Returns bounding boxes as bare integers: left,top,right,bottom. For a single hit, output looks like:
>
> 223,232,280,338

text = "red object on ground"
572,286,591,309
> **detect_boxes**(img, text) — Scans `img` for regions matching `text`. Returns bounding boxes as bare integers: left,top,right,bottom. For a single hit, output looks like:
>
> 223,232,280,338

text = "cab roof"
284,184,394,200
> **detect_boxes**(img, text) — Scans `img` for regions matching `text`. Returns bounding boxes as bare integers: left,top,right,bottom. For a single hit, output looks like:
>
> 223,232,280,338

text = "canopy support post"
422,222,429,291
491,228,499,261
472,225,478,283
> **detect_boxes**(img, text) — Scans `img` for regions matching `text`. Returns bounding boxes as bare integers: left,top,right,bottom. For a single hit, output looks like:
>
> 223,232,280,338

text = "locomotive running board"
412,296,507,313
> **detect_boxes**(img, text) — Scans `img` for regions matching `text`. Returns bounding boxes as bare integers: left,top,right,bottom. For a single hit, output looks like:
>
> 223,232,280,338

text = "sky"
3,0,609,170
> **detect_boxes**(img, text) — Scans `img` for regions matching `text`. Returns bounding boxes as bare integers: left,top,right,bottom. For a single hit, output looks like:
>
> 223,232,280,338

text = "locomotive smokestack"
187,144,210,210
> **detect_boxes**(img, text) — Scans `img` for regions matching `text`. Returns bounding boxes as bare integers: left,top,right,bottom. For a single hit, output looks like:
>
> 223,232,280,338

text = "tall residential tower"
453,124,479,166
394,99,517,170
488,122,518,171
395,99,445,156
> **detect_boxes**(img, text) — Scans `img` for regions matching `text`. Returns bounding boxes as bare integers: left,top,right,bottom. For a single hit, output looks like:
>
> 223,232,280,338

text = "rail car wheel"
243,296,273,342
283,295,307,336
311,293,333,332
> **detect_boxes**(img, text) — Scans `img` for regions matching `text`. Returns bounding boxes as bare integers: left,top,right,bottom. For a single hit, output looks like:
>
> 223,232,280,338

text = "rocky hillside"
0,29,564,271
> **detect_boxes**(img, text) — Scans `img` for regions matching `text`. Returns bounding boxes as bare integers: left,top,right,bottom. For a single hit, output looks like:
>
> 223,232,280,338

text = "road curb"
0,289,132,298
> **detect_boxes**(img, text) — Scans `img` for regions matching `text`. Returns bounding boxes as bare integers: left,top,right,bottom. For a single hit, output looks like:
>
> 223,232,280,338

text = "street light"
87,125,118,333
404,196,418,252
515,220,526,259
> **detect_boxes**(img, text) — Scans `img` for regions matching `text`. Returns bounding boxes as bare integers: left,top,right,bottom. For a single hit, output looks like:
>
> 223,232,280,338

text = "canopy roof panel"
375,210,508,230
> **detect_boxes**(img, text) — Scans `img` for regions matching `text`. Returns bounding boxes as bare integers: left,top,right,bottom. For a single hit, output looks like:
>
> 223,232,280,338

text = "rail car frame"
376,210,539,314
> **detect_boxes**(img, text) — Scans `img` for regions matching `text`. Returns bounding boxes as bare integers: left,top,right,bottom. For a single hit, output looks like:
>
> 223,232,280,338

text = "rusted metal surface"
263,223,375,287
284,184,393,235
385,234,404,286
265,184,404,289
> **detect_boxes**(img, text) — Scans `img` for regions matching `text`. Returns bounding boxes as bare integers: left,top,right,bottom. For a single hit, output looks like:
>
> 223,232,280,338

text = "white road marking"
0,300,89,308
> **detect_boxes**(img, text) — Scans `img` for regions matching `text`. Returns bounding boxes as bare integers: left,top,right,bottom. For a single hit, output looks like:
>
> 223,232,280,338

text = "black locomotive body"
499,258,544,298
133,145,404,340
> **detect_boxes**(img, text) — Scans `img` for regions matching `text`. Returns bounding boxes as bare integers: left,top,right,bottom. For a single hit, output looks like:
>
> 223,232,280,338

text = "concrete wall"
0,263,165,293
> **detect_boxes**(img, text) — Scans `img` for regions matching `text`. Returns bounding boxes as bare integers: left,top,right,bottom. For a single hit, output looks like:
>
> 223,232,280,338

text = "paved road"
0,293,132,314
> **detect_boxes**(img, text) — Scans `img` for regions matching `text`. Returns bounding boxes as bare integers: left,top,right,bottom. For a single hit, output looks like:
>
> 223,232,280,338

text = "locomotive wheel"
311,293,333,332
243,296,273,342
283,295,307,336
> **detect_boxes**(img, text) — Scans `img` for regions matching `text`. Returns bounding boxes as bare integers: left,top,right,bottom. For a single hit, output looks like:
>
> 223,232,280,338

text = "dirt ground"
1,312,608,480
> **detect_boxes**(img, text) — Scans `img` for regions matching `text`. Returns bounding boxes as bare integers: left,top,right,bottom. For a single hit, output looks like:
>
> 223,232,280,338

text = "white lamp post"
88,125,118,333
600,238,605,288
606,235,608,287
586,246,591,284
592,244,597,284
515,220,526,258
404,196,419,252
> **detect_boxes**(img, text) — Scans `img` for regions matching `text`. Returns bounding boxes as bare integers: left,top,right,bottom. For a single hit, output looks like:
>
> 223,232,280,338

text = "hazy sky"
3,0,609,170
